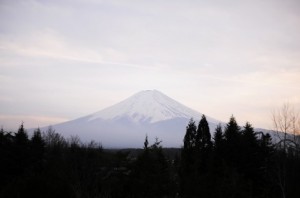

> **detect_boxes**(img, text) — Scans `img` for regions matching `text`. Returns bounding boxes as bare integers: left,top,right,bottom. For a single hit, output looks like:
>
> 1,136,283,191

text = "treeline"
0,116,300,198
180,116,300,198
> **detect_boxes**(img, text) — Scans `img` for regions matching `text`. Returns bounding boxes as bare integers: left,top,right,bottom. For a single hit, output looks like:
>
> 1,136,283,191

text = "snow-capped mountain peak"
46,90,221,147
88,90,204,123
39,90,277,147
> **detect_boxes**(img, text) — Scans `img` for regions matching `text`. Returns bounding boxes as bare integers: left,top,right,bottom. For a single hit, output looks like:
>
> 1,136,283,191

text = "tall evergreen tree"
223,116,242,173
224,116,240,142
31,128,44,148
242,122,257,146
194,115,213,196
13,123,30,177
241,122,260,179
212,124,225,179
30,128,45,171
183,118,197,150
181,118,197,167
213,124,224,151
213,124,225,169
15,123,28,146
195,114,212,174
180,118,197,197
196,115,212,151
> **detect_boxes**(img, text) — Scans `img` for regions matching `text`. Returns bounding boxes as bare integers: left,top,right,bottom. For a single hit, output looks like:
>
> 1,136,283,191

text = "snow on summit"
88,90,203,123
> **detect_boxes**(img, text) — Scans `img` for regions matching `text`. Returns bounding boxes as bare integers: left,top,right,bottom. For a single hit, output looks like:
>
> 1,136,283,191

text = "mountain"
46,90,221,148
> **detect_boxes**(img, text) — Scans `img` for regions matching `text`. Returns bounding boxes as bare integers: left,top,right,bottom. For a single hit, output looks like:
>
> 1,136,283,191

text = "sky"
0,0,300,131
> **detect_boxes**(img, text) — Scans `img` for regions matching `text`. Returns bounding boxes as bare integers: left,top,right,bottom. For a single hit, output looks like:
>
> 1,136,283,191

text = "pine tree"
183,118,197,150
223,116,242,175
180,118,197,197
242,122,257,146
31,128,44,148
14,123,30,176
15,122,28,146
241,122,259,179
224,116,240,143
195,114,212,174
241,123,275,197
194,115,213,197
212,124,225,179
213,124,225,168
213,124,224,152
30,128,45,171
196,115,212,151
241,122,258,168
181,118,197,172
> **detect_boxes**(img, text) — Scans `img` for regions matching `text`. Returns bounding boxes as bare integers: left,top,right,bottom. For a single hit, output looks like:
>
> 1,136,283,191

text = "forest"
0,115,300,198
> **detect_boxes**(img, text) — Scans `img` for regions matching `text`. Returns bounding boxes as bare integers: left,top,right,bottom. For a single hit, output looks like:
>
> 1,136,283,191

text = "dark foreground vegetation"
1,116,300,198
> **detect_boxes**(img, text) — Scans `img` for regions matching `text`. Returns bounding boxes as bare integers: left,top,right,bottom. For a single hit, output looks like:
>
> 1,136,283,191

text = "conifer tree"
213,124,224,151
195,115,212,174
223,116,242,169
241,122,260,179
31,128,44,148
196,115,212,151
183,118,197,150
30,128,45,170
180,118,197,197
242,122,257,146
15,123,28,146
181,118,197,168
212,124,225,177
14,123,30,176
241,122,258,166
194,115,213,196
213,124,225,169
224,116,240,142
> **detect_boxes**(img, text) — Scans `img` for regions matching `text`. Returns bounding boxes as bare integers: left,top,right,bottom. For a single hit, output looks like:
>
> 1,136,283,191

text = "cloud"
0,114,68,130
1,29,102,62
0,28,164,71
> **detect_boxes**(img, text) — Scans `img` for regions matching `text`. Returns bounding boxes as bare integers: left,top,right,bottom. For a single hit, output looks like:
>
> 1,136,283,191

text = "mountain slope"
87,90,219,123
47,90,221,148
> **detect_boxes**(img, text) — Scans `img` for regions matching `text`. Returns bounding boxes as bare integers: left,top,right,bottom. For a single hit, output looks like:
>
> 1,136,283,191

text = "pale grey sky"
1,0,300,130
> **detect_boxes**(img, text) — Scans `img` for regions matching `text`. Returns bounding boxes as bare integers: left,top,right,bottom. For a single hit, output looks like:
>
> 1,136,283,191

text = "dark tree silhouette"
213,123,224,154
30,128,45,171
196,114,212,151
183,118,197,150
132,137,173,198
0,116,299,198
224,115,241,143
